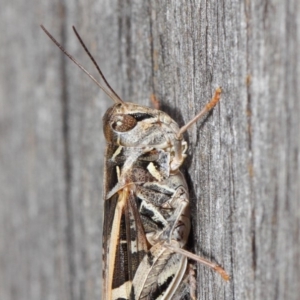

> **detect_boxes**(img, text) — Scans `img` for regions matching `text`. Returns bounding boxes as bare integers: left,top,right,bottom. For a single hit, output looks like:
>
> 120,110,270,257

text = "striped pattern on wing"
131,244,187,300
102,190,148,300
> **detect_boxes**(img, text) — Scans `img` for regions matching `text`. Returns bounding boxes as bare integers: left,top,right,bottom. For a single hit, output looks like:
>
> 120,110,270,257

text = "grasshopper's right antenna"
72,26,124,104
40,25,123,104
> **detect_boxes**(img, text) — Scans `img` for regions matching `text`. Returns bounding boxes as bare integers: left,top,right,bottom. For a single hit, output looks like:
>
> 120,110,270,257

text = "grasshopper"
41,25,229,300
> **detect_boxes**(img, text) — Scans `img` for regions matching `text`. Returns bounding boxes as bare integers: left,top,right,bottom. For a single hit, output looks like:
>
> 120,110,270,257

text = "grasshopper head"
102,102,180,148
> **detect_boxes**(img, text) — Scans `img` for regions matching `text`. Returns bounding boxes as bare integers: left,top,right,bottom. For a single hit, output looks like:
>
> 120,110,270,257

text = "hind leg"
172,263,197,300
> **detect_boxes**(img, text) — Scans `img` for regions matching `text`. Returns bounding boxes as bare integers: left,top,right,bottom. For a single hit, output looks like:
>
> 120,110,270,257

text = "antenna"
72,26,123,104
40,25,123,104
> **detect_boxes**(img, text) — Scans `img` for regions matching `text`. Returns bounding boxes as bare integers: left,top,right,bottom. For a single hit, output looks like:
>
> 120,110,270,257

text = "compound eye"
110,114,137,132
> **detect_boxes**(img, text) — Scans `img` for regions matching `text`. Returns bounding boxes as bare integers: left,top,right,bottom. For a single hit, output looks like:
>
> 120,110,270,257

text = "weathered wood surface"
0,1,299,300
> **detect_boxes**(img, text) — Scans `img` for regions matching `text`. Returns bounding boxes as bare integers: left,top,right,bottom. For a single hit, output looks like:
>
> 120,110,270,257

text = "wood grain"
0,0,299,299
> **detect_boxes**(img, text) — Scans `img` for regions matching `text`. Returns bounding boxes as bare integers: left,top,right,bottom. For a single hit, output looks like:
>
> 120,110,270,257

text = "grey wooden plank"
0,2,71,300
244,1,300,299
59,1,124,299
1,0,299,300
61,2,157,298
